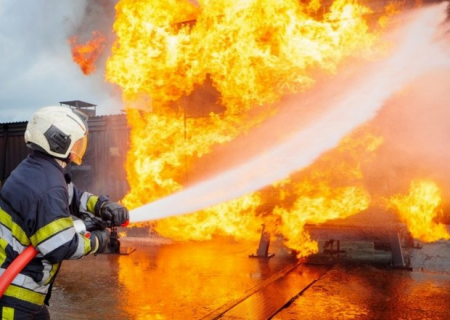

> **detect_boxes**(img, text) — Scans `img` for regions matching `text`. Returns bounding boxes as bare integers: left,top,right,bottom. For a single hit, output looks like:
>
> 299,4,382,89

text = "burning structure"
66,0,450,260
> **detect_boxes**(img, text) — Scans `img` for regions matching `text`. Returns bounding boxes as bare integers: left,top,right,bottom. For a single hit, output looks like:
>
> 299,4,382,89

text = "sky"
0,0,122,123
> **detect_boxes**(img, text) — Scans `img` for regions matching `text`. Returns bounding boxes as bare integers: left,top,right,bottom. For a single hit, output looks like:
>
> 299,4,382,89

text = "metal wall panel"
68,114,130,201
0,122,29,187
0,115,130,201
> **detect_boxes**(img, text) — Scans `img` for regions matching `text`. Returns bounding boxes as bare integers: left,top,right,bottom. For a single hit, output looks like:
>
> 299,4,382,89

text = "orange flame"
68,30,106,75
271,129,382,256
155,193,263,241
106,0,378,109
388,180,450,242
104,0,399,253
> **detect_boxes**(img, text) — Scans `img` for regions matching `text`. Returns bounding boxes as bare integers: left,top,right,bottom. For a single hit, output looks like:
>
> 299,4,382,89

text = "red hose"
0,245,38,298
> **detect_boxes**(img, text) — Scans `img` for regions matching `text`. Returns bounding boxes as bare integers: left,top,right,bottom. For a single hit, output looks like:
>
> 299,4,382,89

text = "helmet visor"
70,135,88,165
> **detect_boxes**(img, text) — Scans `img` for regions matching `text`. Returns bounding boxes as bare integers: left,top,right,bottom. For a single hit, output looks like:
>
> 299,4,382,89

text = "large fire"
105,0,381,251
69,0,449,254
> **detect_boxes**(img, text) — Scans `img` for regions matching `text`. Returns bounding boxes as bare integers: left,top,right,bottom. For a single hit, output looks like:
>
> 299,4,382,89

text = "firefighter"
0,106,129,319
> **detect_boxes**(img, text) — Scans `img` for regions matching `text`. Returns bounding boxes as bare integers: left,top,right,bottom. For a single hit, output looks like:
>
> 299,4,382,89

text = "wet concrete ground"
48,233,450,320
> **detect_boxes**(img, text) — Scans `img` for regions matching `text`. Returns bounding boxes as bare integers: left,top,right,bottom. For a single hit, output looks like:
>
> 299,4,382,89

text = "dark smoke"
67,0,119,73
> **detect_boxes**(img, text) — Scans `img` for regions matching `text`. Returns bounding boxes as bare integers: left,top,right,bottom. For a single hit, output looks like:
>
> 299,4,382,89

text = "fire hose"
0,215,126,298
0,245,37,297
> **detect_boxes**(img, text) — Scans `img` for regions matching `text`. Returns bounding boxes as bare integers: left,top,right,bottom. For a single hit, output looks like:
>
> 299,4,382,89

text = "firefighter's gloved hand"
90,229,110,254
100,201,129,227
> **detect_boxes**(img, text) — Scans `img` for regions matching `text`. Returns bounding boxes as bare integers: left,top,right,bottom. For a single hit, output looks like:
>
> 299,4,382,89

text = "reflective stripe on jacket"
0,151,93,311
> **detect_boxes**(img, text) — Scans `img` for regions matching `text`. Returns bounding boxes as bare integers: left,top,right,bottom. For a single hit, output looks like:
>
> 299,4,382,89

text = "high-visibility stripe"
2,306,14,319
0,238,10,266
40,260,58,287
79,233,92,257
79,192,90,213
68,182,74,205
86,194,99,214
36,228,75,256
0,268,49,294
30,217,73,247
0,225,27,256
66,233,90,260
4,284,46,305
44,263,59,286
37,230,90,260
0,208,29,246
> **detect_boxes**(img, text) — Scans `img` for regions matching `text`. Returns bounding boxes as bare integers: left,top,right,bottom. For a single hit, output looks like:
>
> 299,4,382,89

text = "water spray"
129,4,450,224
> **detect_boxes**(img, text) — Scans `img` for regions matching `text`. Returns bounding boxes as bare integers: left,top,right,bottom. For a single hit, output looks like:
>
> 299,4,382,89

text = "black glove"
100,201,130,227
90,229,110,254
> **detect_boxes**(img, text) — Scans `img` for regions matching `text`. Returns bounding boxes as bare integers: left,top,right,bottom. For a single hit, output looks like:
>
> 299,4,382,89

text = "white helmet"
25,106,89,165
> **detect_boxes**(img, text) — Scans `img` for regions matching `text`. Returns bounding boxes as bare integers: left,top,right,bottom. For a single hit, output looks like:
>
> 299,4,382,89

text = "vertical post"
249,224,275,258
390,232,406,268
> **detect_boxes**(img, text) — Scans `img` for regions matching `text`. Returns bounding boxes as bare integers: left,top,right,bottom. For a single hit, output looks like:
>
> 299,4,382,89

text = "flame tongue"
104,0,450,253
389,180,450,242
107,0,384,248
68,30,107,75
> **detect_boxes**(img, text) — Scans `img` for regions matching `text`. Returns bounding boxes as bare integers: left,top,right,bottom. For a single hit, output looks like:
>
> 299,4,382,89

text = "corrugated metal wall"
0,114,130,202
0,122,29,188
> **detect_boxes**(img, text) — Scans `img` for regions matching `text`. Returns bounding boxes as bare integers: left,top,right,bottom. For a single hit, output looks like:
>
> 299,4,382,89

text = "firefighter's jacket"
0,151,106,312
